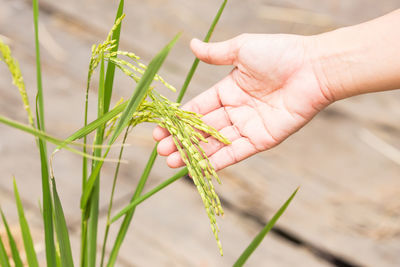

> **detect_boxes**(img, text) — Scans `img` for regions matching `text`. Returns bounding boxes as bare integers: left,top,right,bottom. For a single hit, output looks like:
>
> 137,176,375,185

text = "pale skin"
153,9,400,171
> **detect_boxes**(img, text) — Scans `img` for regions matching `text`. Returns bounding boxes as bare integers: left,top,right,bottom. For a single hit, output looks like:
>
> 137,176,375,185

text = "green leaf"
0,115,110,161
233,188,299,267
104,0,124,113
100,126,130,267
13,178,39,267
0,209,23,267
0,233,11,267
63,102,127,146
33,0,45,131
86,54,106,267
110,33,180,146
81,33,180,210
177,0,227,103
51,179,74,267
106,147,159,267
32,0,57,265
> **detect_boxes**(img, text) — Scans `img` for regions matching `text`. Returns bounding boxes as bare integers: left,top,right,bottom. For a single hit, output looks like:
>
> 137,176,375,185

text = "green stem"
106,147,158,266
80,217,87,267
176,0,227,103
32,1,57,266
86,54,106,267
100,126,130,267
81,35,93,267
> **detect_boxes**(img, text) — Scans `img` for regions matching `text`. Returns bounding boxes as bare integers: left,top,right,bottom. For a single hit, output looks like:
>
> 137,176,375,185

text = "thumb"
190,36,243,65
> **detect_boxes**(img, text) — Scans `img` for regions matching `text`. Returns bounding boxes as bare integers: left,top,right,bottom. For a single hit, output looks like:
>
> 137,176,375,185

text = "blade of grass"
64,102,127,146
0,115,64,145
82,1,124,263
81,25,92,267
0,209,23,267
104,0,124,113
0,115,115,161
0,234,10,267
32,0,57,265
106,147,158,267
177,0,227,103
80,219,87,267
86,54,106,267
100,126,130,267
13,178,39,267
110,167,188,223
108,33,180,146
51,179,74,267
81,33,180,210
97,1,124,261
36,114,56,267
33,0,44,131
233,188,299,267
107,2,227,264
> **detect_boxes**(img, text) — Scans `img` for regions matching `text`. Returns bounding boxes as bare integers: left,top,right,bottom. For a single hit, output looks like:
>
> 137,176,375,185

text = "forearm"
311,9,400,101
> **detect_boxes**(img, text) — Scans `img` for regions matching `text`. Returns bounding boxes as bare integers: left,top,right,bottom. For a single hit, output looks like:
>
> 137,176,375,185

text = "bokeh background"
1,0,400,266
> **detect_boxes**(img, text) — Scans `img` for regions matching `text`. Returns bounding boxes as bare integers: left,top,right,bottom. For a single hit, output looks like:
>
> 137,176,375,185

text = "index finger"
153,78,226,141
181,77,227,114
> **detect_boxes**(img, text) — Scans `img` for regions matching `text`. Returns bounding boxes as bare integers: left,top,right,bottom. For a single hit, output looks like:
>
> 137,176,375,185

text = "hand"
153,34,332,171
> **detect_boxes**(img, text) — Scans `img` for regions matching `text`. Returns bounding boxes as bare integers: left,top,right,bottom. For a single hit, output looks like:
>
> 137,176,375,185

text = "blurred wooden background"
0,0,400,266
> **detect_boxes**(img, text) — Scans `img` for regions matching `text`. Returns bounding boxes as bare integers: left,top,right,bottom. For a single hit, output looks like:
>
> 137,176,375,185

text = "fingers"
154,72,241,140
190,36,243,66
208,137,257,171
153,81,224,155
154,74,232,143
157,106,232,156
165,131,258,171
181,81,221,115
152,85,221,142
165,124,243,169
153,126,170,141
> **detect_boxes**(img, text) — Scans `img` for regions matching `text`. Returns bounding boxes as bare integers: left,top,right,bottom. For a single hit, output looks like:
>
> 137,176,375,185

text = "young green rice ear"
148,90,228,254
81,33,181,210
107,0,229,261
0,39,34,127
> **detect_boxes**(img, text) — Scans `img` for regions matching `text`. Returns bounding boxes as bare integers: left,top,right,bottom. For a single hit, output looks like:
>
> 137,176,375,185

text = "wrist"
307,27,364,102
308,9,400,102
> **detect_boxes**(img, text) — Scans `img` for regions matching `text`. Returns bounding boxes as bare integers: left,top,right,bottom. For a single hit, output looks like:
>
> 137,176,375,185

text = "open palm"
154,34,331,170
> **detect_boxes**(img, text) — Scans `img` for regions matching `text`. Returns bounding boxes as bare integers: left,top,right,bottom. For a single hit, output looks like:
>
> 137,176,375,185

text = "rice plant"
0,0,297,266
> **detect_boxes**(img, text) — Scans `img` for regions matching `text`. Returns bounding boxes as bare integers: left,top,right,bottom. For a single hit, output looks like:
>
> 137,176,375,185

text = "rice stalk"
92,28,229,247
32,0,57,265
106,0,229,261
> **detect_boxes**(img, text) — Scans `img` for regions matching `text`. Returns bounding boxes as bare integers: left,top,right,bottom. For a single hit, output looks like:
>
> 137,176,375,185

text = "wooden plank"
1,0,400,266
217,109,400,266
99,180,329,267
